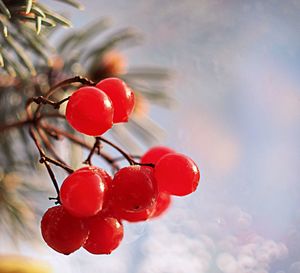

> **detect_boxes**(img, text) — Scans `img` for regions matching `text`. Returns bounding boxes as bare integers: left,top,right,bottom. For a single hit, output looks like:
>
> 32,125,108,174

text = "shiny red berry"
141,146,175,165
84,215,123,254
151,192,171,218
154,153,200,196
79,166,113,208
113,202,155,222
41,206,89,255
111,166,158,213
96,77,135,123
60,168,106,218
78,166,112,188
65,86,114,136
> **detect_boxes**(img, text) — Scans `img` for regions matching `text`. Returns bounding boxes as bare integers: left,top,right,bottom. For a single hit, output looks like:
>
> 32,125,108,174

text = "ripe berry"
79,166,113,208
96,78,135,123
41,206,89,255
79,166,112,188
60,168,106,218
113,203,155,222
111,166,158,213
65,86,114,136
154,153,200,196
151,192,171,218
84,215,123,254
141,146,175,165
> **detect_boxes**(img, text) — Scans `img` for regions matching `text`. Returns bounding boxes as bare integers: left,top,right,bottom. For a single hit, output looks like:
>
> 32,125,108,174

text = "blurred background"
1,0,300,272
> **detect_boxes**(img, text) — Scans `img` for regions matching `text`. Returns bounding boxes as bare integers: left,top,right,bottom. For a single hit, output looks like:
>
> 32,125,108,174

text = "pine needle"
25,0,33,14
35,16,42,35
53,0,84,10
5,35,36,75
0,0,11,19
0,51,4,67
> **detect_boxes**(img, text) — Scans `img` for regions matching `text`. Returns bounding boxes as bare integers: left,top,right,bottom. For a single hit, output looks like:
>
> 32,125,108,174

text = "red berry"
154,153,200,196
41,206,89,255
141,146,175,165
151,192,171,218
111,166,158,213
96,78,135,123
84,215,123,254
60,168,106,218
113,202,155,222
65,86,114,136
79,166,112,188
79,166,113,208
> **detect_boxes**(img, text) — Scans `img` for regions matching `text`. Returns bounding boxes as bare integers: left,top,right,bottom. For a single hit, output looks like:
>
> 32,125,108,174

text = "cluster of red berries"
40,78,200,255
65,77,135,135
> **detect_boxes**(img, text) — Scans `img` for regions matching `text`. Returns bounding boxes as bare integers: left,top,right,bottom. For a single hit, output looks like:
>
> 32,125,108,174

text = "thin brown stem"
36,126,70,168
34,76,95,119
134,162,155,168
98,136,135,165
96,138,154,167
41,156,73,174
28,126,62,203
41,123,120,171
0,119,31,133
111,154,155,168
32,95,70,109
83,137,101,166
112,155,141,162
0,113,65,134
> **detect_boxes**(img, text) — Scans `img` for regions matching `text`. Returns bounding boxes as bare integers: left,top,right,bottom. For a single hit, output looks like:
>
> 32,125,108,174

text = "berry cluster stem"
98,137,135,165
83,137,101,166
41,123,120,171
29,126,63,204
34,76,96,119
31,96,71,109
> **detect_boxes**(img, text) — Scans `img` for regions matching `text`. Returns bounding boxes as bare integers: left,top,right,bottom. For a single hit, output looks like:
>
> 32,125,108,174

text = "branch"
36,125,69,167
0,113,65,133
31,95,70,109
41,123,120,171
34,75,95,119
28,126,64,203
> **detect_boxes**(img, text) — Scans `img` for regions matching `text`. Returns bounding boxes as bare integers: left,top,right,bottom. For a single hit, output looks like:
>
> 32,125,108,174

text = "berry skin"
113,202,155,222
41,206,89,255
96,78,135,123
111,166,158,213
154,153,200,196
60,168,106,218
65,86,114,136
112,192,171,221
151,192,171,218
84,215,123,254
141,146,175,165
78,166,112,188
79,166,113,208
